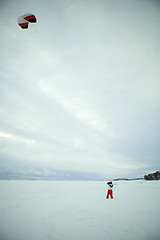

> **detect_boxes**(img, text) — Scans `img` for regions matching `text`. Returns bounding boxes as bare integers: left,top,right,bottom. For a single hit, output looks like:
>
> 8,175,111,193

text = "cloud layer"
0,0,160,179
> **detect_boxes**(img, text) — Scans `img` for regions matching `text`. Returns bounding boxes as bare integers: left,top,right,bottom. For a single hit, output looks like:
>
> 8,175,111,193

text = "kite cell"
18,13,37,29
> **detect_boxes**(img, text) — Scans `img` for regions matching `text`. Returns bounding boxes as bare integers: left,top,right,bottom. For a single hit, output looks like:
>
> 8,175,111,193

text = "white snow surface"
0,180,160,240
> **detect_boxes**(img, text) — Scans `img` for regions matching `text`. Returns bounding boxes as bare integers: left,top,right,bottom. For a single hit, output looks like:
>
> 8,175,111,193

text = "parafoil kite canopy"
18,13,37,29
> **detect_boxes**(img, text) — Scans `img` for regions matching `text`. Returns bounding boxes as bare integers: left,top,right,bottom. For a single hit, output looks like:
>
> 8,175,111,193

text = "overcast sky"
0,0,160,179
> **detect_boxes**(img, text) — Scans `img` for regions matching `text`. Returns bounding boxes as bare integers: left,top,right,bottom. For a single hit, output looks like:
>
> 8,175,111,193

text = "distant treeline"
144,171,160,180
113,178,143,181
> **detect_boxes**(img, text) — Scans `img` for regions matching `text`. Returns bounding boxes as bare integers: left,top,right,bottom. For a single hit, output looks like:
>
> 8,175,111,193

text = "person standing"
106,181,113,199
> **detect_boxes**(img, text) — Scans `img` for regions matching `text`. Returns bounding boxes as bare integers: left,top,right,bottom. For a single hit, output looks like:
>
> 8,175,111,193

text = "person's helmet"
107,181,112,185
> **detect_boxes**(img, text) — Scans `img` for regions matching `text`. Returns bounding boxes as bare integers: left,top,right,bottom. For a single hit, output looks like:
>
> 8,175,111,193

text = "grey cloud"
0,0,160,179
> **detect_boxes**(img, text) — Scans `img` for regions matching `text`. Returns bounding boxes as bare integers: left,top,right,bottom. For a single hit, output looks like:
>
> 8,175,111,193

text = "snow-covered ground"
0,180,160,240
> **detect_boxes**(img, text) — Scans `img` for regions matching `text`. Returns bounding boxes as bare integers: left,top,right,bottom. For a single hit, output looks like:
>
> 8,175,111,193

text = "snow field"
0,180,160,240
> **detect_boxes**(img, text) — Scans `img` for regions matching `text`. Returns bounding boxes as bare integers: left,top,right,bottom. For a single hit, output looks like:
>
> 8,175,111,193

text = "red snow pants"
106,189,113,199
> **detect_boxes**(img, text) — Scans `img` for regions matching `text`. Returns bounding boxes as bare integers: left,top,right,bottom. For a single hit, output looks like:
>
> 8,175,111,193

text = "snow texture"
0,180,160,240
